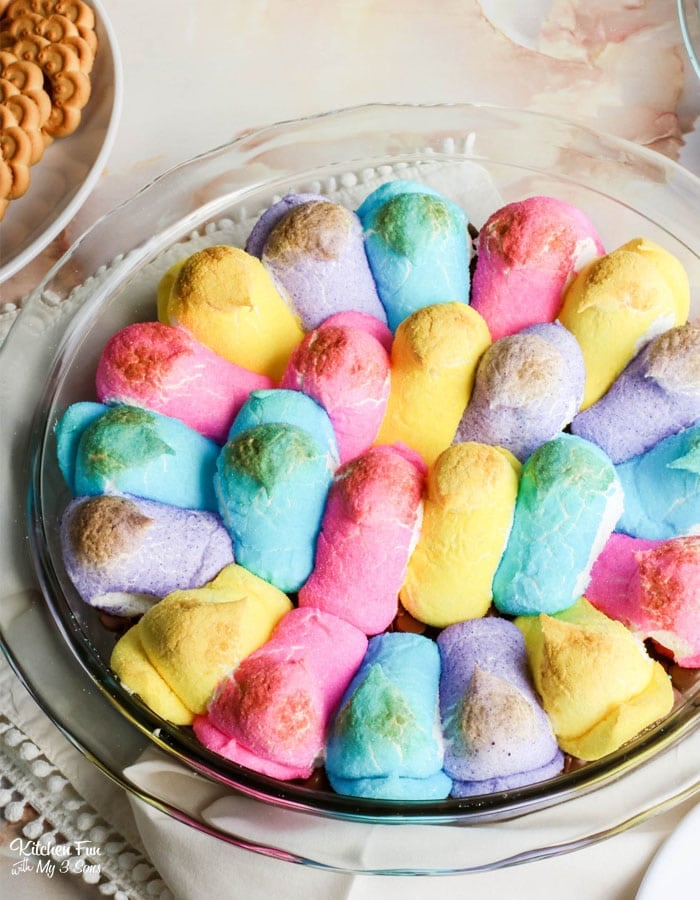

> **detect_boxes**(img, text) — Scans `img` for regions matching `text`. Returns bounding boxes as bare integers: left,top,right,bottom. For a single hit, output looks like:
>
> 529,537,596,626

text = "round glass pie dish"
1,103,700,873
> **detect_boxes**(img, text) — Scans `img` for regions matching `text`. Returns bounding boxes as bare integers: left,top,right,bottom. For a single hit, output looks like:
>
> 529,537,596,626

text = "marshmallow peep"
516,598,674,760
325,632,451,800
587,533,700,667
280,319,391,464
298,445,425,635
246,194,386,331
96,321,273,444
357,180,471,332
558,238,690,410
454,322,586,461
571,322,700,463
375,302,491,466
56,402,220,512
110,563,292,725
226,387,339,457
437,618,563,797
320,310,393,353
245,192,323,258
470,195,604,340
492,434,623,616
400,442,520,628
60,495,234,616
215,390,339,592
56,401,106,492
614,423,700,540
193,608,368,781
157,245,304,381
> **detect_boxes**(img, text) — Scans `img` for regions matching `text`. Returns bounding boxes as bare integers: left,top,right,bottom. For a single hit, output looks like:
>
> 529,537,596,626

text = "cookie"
0,0,97,198
3,0,95,32
3,33,91,137
1,12,94,71
0,50,51,123
0,84,46,162
0,106,32,208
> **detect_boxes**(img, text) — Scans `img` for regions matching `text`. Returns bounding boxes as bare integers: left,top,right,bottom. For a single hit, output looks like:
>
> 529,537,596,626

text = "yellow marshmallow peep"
558,238,689,410
516,598,673,761
158,245,304,381
110,563,292,724
400,442,520,627
375,302,491,465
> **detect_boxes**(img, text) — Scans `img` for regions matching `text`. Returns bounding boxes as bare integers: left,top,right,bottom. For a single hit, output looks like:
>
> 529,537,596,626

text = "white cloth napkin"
125,736,700,900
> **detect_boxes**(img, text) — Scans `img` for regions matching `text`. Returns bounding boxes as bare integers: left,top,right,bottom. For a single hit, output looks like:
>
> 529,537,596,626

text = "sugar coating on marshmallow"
376,301,491,465
400,442,520,627
245,192,325,258
586,533,700,667
159,245,304,380
470,195,604,341
194,608,368,780
110,563,292,724
59,403,221,511
96,321,273,444
572,322,700,463
252,196,386,330
56,401,110,494
454,322,586,461
516,598,674,760
325,632,451,800
60,494,234,615
558,240,690,410
615,423,700,540
280,322,390,464
227,387,339,464
320,310,393,352
492,434,623,616
215,421,336,593
357,179,471,332
437,618,563,796
298,444,425,635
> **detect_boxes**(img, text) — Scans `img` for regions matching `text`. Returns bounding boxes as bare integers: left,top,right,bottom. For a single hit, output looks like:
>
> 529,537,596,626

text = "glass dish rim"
679,0,700,81
12,101,700,828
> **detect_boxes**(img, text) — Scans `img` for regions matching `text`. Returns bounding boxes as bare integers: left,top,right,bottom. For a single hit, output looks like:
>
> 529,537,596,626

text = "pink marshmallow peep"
471,196,604,340
280,321,391,464
96,321,273,444
587,533,700,667
193,608,368,780
298,445,426,635
320,310,393,353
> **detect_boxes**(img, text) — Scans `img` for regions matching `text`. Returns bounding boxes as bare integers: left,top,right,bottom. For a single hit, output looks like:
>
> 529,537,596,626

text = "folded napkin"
124,736,700,900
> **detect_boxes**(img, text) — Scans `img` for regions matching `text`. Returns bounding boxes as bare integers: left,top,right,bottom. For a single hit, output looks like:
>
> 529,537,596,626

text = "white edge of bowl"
0,0,124,285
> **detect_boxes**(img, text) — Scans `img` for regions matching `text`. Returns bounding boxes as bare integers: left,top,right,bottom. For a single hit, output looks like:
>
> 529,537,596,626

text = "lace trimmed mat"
0,653,171,899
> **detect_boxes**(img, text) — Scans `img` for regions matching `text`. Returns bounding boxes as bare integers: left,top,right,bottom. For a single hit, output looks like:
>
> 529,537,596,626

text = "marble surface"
1,1,700,898
1,0,699,305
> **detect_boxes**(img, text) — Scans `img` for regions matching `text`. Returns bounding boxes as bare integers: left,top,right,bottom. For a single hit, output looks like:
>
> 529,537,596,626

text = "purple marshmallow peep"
245,193,323,258
437,618,564,797
572,322,700,463
454,322,586,462
246,193,386,331
60,494,234,615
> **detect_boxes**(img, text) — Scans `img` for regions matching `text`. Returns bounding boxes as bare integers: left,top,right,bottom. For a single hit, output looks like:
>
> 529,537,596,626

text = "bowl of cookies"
0,0,122,283
2,103,700,869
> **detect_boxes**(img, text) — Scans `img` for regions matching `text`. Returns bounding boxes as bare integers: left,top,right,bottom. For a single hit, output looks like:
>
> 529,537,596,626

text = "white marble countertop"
1,2,699,898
